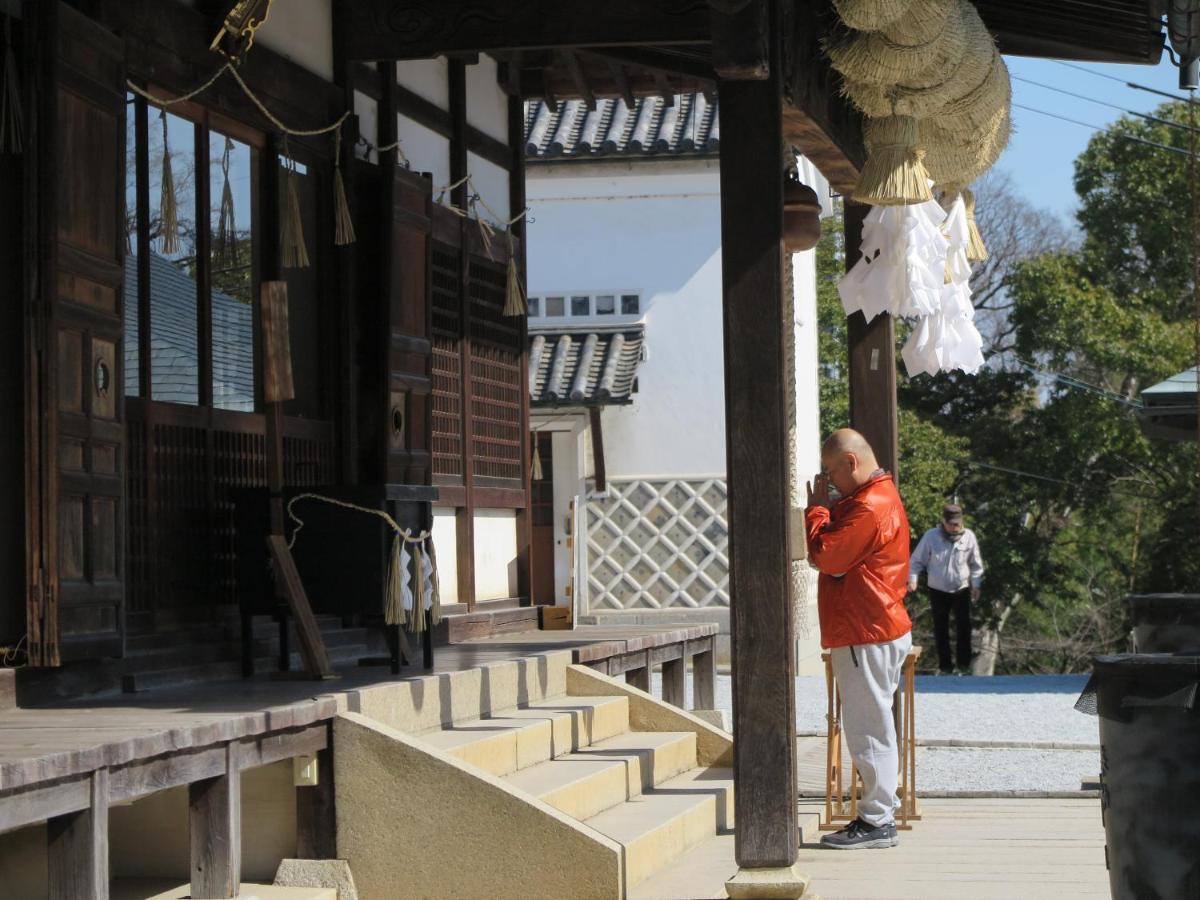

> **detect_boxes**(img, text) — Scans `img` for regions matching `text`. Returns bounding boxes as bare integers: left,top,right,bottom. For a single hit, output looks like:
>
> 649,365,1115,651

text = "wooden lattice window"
431,242,463,482
468,256,523,485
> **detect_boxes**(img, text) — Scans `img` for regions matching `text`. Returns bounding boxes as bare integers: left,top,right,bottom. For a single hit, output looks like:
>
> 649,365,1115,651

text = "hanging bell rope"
853,115,933,205
531,434,544,481
1,11,24,154
280,136,309,269
158,110,181,255
332,126,356,246
215,136,238,266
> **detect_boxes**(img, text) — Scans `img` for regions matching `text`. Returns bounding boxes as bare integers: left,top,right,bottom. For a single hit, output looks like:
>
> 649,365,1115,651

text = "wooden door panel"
25,2,126,664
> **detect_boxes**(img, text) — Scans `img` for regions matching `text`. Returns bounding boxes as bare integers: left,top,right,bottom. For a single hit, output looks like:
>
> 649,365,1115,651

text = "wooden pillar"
296,740,336,859
47,769,108,900
510,92,534,604
662,655,686,708
625,653,651,692
449,59,477,610
844,201,899,478
692,645,717,710
190,744,241,899
717,0,800,875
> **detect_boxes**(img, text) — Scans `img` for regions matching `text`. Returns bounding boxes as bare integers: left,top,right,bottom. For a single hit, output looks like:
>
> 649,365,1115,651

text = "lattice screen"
586,478,729,610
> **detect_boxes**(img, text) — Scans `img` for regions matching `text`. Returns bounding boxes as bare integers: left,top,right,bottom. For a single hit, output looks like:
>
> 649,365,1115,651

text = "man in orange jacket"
806,428,912,850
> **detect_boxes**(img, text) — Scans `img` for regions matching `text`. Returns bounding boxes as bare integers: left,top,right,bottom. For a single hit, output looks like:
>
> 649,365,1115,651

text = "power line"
1012,103,1193,158
956,459,1153,498
1051,60,1194,104
1012,74,1200,135
1012,358,1143,408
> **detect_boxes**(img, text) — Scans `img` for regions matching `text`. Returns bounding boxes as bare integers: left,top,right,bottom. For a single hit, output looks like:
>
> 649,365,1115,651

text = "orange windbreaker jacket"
805,472,913,649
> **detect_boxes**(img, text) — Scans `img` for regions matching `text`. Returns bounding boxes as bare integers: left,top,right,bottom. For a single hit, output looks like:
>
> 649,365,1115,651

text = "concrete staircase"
335,651,734,899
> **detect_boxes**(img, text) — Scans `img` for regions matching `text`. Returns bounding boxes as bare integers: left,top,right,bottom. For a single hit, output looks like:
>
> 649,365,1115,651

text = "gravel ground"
651,671,1101,793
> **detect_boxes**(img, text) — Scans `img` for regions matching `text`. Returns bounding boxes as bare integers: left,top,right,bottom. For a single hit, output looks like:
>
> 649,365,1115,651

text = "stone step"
417,695,631,777
583,767,735,889
504,730,698,821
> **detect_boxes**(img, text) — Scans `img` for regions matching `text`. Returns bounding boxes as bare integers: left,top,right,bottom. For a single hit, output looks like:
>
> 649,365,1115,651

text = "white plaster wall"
399,116,451,193
254,0,334,81
474,509,519,600
527,161,726,479
354,90,379,162
397,58,449,108
432,507,459,604
469,152,511,223
466,55,510,142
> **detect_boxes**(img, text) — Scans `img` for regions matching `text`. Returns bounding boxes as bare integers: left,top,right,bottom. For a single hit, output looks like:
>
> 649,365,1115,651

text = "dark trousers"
928,587,972,672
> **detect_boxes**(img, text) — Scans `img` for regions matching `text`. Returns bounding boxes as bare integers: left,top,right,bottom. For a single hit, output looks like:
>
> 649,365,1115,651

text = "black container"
1127,594,1200,653
1081,654,1200,900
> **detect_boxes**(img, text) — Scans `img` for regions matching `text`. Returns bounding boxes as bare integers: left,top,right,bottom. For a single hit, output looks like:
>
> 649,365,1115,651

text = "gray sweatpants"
830,631,913,827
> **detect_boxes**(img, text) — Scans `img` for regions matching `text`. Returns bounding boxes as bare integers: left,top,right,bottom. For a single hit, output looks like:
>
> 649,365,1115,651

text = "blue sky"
1001,54,1191,225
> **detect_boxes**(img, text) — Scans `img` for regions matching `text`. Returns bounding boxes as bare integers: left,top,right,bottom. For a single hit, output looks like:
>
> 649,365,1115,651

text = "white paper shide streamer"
840,188,986,377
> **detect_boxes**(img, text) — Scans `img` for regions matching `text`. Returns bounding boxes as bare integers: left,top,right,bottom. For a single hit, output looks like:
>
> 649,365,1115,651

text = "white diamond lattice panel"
587,478,729,611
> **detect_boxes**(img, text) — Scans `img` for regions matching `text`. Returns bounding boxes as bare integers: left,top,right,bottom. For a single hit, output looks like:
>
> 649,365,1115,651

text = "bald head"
821,428,880,495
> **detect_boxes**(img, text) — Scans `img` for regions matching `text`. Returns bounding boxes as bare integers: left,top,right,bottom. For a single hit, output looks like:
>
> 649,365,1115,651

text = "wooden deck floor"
0,625,704,794
633,798,1110,900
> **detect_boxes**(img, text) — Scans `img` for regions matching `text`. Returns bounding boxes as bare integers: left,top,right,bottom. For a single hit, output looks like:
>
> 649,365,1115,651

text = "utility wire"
1012,103,1192,157
1012,75,1200,135
1051,60,1193,103
1012,358,1143,408
957,459,1153,498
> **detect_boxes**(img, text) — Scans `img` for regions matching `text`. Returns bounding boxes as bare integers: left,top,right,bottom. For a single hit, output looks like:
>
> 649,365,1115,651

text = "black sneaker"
820,817,899,850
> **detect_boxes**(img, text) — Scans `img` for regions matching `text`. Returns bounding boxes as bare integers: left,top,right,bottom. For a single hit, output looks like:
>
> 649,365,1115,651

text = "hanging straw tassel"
215,137,238,266
853,115,933,206
531,436,544,481
408,540,426,634
1,13,23,154
280,138,310,268
332,128,356,246
962,188,988,262
384,531,407,626
425,536,442,626
159,111,181,254
503,231,527,317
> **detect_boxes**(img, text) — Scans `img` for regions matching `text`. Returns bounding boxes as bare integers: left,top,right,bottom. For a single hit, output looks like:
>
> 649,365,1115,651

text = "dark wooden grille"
431,241,463,482
468,255,523,485
126,400,334,613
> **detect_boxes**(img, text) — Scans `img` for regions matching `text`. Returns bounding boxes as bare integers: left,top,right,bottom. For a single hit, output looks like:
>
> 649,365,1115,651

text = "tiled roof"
124,253,255,410
529,326,645,406
524,94,719,160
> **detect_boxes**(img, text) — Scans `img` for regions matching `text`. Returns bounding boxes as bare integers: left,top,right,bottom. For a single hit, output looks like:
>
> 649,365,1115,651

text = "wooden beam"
583,46,716,83
844,202,899,479
511,93,534,605
561,50,596,110
710,0,769,80
588,406,607,493
46,769,108,900
718,0,798,869
782,0,864,196
341,0,710,60
607,57,636,108
190,743,241,899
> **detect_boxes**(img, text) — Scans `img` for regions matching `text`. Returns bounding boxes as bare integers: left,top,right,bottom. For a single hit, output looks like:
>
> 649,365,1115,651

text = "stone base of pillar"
725,864,814,899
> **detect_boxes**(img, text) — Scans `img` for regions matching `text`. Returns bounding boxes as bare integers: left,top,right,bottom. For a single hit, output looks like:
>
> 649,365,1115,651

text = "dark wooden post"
296,739,337,859
717,1,808,892
662,655,686,708
47,769,108,900
190,743,242,899
692,644,717,710
844,201,899,478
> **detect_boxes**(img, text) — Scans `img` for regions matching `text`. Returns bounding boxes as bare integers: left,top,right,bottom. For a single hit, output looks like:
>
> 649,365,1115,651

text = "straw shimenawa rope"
832,0,915,32
158,110,181,255
286,492,441,630
922,105,1012,187
854,115,933,205
841,0,994,119
828,0,965,87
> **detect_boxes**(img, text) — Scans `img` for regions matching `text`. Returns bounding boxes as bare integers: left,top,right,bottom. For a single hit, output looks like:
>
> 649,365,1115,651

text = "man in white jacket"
907,504,984,674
